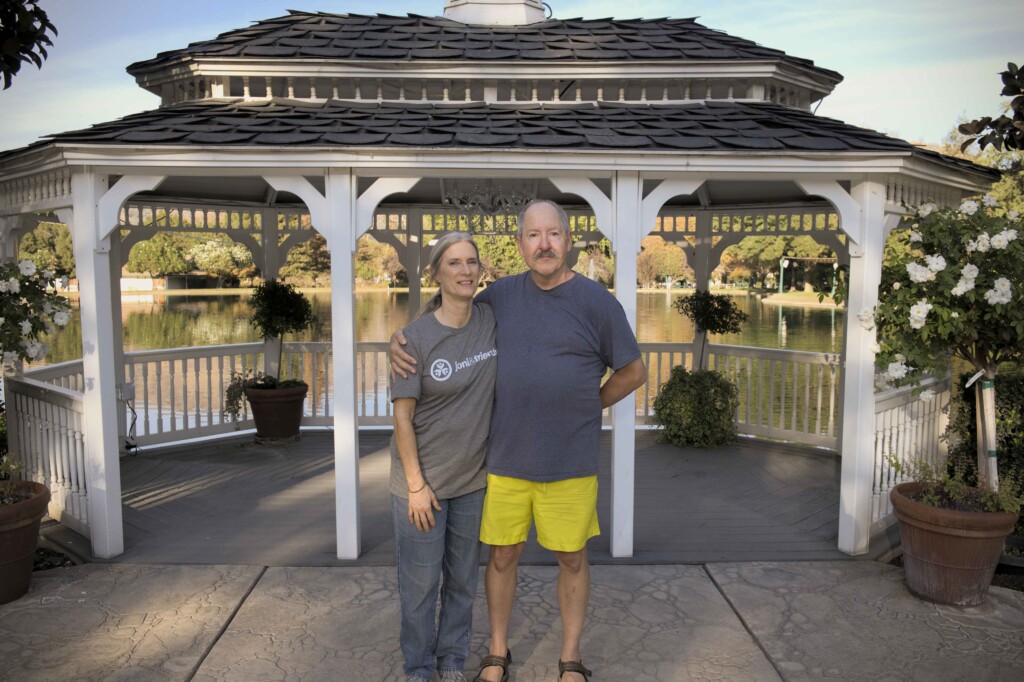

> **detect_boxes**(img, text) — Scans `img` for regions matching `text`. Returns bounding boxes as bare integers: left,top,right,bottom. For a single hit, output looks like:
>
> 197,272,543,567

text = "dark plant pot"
890,481,1019,606
244,384,308,443
999,534,1024,576
0,481,51,605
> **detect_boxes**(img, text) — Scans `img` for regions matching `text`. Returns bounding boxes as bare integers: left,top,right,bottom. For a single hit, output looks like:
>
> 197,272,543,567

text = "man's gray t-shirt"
476,272,641,482
389,302,497,499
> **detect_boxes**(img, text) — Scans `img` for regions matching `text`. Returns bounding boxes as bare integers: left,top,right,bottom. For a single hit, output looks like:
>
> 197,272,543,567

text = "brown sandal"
558,659,592,681
472,649,511,682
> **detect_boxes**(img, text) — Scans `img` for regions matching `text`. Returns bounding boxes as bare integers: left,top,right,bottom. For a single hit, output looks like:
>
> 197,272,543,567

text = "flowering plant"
873,194,1023,490
0,259,72,368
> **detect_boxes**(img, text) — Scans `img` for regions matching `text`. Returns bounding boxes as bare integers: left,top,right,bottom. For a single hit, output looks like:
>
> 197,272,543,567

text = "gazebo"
0,0,996,561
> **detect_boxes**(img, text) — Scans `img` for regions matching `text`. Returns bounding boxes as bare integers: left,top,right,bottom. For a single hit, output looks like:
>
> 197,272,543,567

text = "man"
392,199,647,682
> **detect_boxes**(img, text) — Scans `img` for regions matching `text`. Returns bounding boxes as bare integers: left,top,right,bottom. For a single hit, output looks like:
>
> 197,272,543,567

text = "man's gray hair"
516,199,570,238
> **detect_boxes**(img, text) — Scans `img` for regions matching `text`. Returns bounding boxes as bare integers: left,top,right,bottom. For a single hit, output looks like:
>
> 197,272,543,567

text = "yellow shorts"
479,473,600,552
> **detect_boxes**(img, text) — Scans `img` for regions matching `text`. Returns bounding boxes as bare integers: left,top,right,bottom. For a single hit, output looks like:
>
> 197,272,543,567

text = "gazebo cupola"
125,1,841,110
444,0,547,25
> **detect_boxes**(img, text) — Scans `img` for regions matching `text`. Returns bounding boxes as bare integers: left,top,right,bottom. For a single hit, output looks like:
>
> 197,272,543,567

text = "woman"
390,231,498,682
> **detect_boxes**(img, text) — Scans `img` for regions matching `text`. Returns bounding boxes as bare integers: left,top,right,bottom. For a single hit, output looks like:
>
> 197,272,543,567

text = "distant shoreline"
75,285,843,310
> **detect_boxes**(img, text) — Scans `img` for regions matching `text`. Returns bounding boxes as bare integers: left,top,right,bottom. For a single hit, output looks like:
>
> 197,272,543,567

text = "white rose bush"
874,195,1023,489
0,260,72,369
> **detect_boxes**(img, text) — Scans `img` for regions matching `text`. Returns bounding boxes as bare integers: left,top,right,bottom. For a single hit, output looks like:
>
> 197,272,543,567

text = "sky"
1,0,1021,151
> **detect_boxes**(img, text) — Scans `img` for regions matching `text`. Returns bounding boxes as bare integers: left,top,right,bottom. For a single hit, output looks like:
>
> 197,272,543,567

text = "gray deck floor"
84,430,846,566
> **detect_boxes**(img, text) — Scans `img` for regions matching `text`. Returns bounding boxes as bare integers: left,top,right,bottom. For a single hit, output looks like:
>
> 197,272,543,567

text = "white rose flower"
23,341,43,360
19,319,32,335
962,264,979,280
906,262,935,283
886,362,909,379
908,230,923,242
857,307,875,330
951,280,974,296
0,281,7,293
893,281,901,290
919,389,936,402
983,278,1012,305
53,310,71,327
42,269,55,279
918,203,937,218
894,353,906,363
870,340,881,354
975,233,990,252
951,311,959,318
924,254,946,272
18,260,36,276
909,299,932,329
982,194,999,207
992,232,1010,249
959,200,979,216
3,351,20,367
7,277,19,293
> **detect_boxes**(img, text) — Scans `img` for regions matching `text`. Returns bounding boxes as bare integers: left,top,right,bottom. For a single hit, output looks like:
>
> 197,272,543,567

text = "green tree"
19,221,74,277
280,233,332,286
126,233,190,276
573,239,615,286
474,234,525,283
0,0,56,89
190,239,252,286
637,235,687,288
356,234,401,285
958,61,1024,152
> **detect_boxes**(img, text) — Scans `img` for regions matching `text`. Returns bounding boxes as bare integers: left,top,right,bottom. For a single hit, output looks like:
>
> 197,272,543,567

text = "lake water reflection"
42,289,844,364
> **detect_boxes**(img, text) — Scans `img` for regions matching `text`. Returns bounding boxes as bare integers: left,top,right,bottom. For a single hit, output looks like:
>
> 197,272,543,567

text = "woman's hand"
408,485,442,532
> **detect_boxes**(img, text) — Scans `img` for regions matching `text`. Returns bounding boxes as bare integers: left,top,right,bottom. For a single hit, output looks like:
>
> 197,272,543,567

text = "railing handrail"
4,374,85,411
709,343,842,364
873,375,949,412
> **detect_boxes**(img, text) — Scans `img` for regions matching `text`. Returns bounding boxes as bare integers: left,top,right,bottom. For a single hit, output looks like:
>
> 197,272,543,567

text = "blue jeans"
392,488,484,680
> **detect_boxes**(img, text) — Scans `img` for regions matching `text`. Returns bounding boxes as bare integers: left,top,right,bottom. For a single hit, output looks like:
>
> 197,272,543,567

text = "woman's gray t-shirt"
389,302,497,499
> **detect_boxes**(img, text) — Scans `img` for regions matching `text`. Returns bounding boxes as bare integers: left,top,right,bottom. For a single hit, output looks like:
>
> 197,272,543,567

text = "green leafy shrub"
946,370,1024,532
653,366,739,448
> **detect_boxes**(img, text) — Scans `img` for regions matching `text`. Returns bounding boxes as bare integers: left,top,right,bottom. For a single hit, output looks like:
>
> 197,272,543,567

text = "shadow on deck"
70,430,847,566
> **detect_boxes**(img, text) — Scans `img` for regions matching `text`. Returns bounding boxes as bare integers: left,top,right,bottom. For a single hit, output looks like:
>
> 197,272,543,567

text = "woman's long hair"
416,231,480,318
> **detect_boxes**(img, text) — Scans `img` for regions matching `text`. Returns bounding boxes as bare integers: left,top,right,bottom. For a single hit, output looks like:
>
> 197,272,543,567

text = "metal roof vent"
443,0,548,25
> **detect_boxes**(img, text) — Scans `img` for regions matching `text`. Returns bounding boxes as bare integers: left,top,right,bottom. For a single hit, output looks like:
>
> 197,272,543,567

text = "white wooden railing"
870,376,951,530
637,343,842,448
3,375,89,536
7,341,961,547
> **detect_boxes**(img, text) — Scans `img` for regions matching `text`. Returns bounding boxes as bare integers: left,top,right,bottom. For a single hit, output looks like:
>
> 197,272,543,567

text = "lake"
40,289,844,365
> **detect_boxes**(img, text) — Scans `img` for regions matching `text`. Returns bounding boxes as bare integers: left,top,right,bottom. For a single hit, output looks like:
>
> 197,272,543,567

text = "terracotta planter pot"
890,481,1019,606
244,384,308,442
0,481,51,605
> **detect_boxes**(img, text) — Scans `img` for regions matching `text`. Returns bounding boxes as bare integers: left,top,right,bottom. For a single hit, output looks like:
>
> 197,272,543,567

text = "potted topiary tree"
224,279,316,442
873,191,1023,606
652,290,747,447
0,259,71,603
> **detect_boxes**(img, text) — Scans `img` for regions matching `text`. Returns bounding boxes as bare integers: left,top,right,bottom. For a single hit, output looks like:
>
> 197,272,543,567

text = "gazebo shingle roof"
128,12,841,80
34,98,994,178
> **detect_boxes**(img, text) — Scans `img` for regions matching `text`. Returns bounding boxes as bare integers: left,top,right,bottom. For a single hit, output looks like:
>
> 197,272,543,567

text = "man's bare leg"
554,547,590,681
478,542,525,682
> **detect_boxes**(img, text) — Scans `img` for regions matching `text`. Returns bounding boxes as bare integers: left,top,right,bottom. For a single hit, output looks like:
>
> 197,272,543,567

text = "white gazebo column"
325,169,362,559
64,173,124,558
610,171,642,557
836,180,886,555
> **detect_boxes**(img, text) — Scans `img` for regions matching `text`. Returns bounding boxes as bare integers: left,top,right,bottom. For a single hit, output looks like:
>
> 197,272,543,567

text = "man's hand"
390,329,416,378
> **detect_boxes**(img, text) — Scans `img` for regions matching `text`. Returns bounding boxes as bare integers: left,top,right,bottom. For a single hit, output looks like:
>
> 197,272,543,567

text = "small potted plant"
0,259,71,603
223,279,316,442
652,290,747,447
874,192,1023,605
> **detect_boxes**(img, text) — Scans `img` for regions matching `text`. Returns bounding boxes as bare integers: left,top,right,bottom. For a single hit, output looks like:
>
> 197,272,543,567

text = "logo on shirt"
430,359,453,381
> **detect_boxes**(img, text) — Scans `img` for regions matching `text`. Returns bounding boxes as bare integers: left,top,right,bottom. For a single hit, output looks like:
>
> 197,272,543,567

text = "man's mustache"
534,250,558,259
